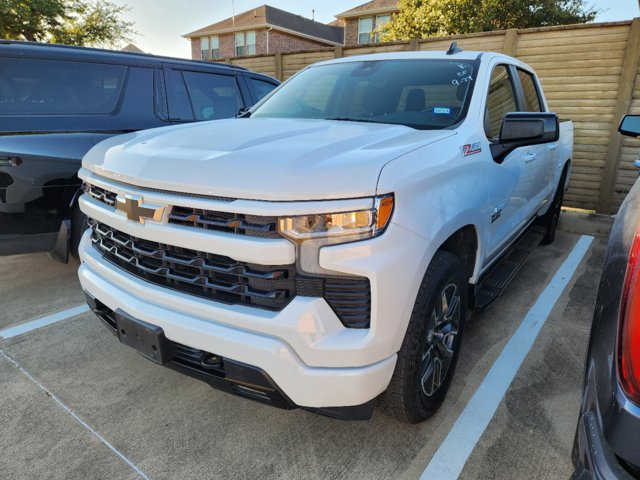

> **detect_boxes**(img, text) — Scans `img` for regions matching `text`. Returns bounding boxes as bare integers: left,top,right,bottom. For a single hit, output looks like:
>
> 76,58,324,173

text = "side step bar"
473,227,545,312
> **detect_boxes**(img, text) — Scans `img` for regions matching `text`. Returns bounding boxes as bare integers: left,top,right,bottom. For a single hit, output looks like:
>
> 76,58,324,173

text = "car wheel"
540,169,567,245
70,201,88,260
384,250,467,424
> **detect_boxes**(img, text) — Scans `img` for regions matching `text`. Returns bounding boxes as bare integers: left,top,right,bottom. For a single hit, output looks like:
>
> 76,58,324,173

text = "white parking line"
421,234,594,480
0,304,89,340
0,349,149,480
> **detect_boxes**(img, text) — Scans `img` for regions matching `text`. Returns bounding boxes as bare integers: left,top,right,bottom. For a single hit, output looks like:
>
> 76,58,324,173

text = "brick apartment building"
184,5,344,61
335,0,399,46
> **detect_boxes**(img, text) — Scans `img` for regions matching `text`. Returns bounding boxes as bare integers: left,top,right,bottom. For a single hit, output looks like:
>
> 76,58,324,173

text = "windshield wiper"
325,117,385,124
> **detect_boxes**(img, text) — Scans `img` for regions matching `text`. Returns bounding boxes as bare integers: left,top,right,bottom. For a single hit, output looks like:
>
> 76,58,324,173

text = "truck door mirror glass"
619,115,640,138
490,112,559,163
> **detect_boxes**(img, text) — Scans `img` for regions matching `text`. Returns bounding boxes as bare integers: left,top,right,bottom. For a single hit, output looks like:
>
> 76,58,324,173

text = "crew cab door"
482,64,544,262
513,68,555,212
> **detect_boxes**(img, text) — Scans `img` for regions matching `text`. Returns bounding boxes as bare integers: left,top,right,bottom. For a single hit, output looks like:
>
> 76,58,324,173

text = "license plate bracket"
114,309,174,364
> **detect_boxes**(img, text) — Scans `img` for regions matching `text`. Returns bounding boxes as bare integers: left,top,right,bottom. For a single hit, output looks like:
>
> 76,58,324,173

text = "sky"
116,0,640,58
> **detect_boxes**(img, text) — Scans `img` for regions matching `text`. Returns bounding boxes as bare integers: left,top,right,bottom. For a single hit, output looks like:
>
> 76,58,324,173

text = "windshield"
251,59,479,129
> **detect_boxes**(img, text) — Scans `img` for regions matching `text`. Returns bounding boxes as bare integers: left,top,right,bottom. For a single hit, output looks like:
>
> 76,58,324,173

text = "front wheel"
383,250,467,424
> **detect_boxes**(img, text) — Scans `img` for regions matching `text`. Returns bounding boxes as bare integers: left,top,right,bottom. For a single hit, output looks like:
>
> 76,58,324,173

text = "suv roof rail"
0,40,248,71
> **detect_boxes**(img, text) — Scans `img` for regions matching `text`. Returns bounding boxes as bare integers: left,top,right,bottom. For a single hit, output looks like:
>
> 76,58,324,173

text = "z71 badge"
462,142,482,156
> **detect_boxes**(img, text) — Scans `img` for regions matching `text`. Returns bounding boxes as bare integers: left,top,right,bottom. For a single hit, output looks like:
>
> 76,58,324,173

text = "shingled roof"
184,5,344,45
335,0,399,19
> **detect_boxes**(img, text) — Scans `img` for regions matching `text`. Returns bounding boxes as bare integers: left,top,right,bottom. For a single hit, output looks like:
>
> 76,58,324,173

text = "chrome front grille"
89,220,296,311
83,183,116,207
82,182,280,238
168,206,279,238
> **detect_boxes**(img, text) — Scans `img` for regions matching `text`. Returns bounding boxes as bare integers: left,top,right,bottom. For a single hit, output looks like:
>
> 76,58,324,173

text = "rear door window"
182,71,243,120
164,68,194,121
517,69,543,112
0,57,125,115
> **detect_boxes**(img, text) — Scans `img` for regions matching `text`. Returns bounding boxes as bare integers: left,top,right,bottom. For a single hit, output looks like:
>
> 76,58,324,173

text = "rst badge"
462,142,482,157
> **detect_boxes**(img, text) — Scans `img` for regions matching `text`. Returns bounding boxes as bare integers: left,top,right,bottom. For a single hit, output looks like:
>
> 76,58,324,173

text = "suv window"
0,57,125,115
183,71,242,120
165,68,194,121
517,69,542,112
485,65,518,140
251,78,277,101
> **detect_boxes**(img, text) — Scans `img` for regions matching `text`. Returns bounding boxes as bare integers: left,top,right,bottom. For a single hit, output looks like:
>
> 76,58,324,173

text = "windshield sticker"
462,142,482,156
433,107,451,115
452,63,474,86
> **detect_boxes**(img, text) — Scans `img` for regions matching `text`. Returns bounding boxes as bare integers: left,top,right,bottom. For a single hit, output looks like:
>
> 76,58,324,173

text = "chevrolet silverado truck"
77,47,573,423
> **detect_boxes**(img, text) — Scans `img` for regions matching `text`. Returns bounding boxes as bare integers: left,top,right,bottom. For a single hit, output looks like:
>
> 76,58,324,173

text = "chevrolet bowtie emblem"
115,194,164,224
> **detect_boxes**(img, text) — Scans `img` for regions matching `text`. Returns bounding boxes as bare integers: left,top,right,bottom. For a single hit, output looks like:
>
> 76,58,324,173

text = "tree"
379,0,598,41
0,0,135,48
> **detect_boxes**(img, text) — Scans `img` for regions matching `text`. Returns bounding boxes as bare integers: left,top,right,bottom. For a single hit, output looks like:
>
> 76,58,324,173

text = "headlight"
278,194,394,240
278,194,394,275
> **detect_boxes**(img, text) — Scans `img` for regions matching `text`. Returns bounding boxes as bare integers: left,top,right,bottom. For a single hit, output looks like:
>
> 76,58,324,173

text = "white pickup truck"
77,48,573,423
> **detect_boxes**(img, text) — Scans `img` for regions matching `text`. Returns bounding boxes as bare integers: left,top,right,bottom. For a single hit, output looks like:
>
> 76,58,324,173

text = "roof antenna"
446,41,462,55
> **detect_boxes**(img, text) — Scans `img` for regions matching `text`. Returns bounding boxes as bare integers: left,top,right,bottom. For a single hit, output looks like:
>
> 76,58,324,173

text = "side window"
517,69,542,112
251,78,277,102
0,57,125,115
153,69,168,120
182,71,243,120
485,65,518,140
164,68,194,121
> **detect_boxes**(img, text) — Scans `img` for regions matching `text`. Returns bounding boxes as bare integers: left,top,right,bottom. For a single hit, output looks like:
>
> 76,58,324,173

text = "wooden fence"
226,20,640,213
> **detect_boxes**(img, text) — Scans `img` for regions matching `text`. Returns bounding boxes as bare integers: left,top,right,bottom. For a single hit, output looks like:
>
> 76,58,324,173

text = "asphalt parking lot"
0,212,612,480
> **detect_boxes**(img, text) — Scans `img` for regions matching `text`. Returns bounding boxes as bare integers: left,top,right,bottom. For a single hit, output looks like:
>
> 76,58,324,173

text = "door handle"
524,153,537,163
548,143,558,150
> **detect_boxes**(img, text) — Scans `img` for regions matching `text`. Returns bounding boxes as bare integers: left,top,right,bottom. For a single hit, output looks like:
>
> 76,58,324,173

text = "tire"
383,250,467,424
70,201,88,260
539,169,567,245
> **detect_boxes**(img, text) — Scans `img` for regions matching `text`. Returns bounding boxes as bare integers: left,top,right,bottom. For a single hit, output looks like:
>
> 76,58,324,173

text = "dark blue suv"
0,41,279,261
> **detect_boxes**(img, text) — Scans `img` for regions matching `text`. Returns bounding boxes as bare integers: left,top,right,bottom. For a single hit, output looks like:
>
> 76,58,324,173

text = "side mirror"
491,112,559,163
619,115,640,138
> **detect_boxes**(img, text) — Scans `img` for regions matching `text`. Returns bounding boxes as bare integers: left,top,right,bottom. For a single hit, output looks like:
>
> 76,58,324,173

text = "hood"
83,118,454,201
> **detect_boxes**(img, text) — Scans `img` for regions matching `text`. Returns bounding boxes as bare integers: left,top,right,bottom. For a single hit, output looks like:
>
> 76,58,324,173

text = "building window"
374,14,391,43
211,35,219,59
358,17,373,45
235,30,256,57
200,36,210,60
235,32,245,56
246,30,256,55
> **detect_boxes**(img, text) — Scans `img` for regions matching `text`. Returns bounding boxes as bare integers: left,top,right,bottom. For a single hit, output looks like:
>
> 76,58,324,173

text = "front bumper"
84,293,377,419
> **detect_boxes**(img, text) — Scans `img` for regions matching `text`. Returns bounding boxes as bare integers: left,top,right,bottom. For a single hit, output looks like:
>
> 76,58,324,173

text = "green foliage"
0,0,135,47
379,0,599,41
